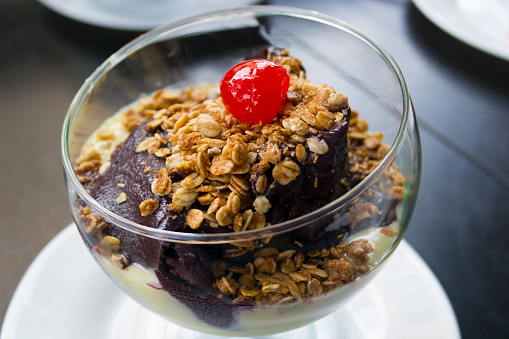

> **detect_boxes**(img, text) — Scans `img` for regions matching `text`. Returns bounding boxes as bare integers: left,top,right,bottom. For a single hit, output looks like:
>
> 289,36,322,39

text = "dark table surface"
1,0,508,338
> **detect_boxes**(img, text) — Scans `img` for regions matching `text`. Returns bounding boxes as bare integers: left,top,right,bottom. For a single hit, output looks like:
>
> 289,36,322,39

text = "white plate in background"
1,224,461,339
413,0,509,61
39,0,259,31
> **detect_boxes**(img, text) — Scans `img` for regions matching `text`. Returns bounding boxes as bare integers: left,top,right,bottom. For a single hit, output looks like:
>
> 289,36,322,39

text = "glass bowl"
62,6,421,337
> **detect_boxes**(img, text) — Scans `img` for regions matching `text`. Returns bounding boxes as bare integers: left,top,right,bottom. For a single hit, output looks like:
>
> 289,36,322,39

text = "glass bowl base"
111,281,384,338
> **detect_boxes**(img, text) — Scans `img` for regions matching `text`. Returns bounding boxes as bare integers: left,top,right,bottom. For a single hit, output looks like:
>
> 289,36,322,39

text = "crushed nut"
139,199,159,216
117,192,127,204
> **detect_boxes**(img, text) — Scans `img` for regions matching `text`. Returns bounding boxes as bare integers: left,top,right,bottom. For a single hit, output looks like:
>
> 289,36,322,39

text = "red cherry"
220,59,290,124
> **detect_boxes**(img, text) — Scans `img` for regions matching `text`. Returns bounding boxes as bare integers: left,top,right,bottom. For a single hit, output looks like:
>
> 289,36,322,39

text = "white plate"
412,0,509,61
38,0,259,31
1,224,461,339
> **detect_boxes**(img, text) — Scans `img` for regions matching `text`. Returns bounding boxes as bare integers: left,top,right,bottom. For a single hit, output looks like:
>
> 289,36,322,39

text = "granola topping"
212,240,374,304
76,52,359,232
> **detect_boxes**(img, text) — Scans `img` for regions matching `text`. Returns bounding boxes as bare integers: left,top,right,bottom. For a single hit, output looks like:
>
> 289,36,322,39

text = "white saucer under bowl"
1,223,461,338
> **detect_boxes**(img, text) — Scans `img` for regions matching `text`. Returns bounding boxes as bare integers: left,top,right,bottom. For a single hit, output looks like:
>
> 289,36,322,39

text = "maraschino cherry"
220,59,290,124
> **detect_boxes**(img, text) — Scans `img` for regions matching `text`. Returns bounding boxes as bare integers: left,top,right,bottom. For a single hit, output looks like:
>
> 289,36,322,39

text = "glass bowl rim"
61,5,411,244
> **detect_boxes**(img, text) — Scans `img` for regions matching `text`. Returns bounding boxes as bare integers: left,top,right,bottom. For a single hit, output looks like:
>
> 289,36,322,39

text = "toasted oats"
326,92,349,111
233,214,244,232
242,209,254,231
186,209,204,229
136,137,160,154
209,157,235,176
197,150,209,177
289,134,307,144
246,151,258,165
250,161,270,175
306,278,323,297
111,253,129,269
281,258,297,273
238,274,256,289
272,159,300,185
254,247,279,258
391,172,406,186
207,197,222,214
231,162,251,175
207,147,221,156
160,89,182,101
175,160,194,174
391,185,406,200
295,144,307,163
139,199,159,216
307,137,329,155
304,266,328,279
166,153,184,169
117,192,127,204
76,160,96,172
177,132,201,149
259,143,282,164
262,282,283,293
154,147,171,157
324,259,356,283
346,239,374,257
381,228,399,236
197,193,215,205
287,280,303,301
316,111,336,130
230,174,250,192
254,257,277,274
282,117,309,136
217,277,238,295
276,250,297,261
216,205,234,226
173,113,189,133
199,138,226,149
364,136,381,149
145,118,164,132
289,270,312,283
77,175,91,183
223,248,248,258
197,115,222,138
281,160,300,180
151,168,172,196
356,118,369,132
347,132,367,140
173,187,199,207
231,143,247,165
255,175,267,194
99,236,121,252
181,172,205,188
227,192,241,214
253,195,271,214
80,211,103,234
240,287,259,298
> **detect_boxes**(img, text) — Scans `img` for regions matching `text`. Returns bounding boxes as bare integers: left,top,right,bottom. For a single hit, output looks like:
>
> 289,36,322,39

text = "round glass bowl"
62,6,421,337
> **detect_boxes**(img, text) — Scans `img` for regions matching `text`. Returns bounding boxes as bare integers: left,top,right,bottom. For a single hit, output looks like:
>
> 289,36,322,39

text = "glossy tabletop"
1,0,508,338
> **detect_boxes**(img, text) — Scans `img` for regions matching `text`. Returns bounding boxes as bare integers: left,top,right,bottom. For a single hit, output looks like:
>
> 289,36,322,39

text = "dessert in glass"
62,6,421,337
